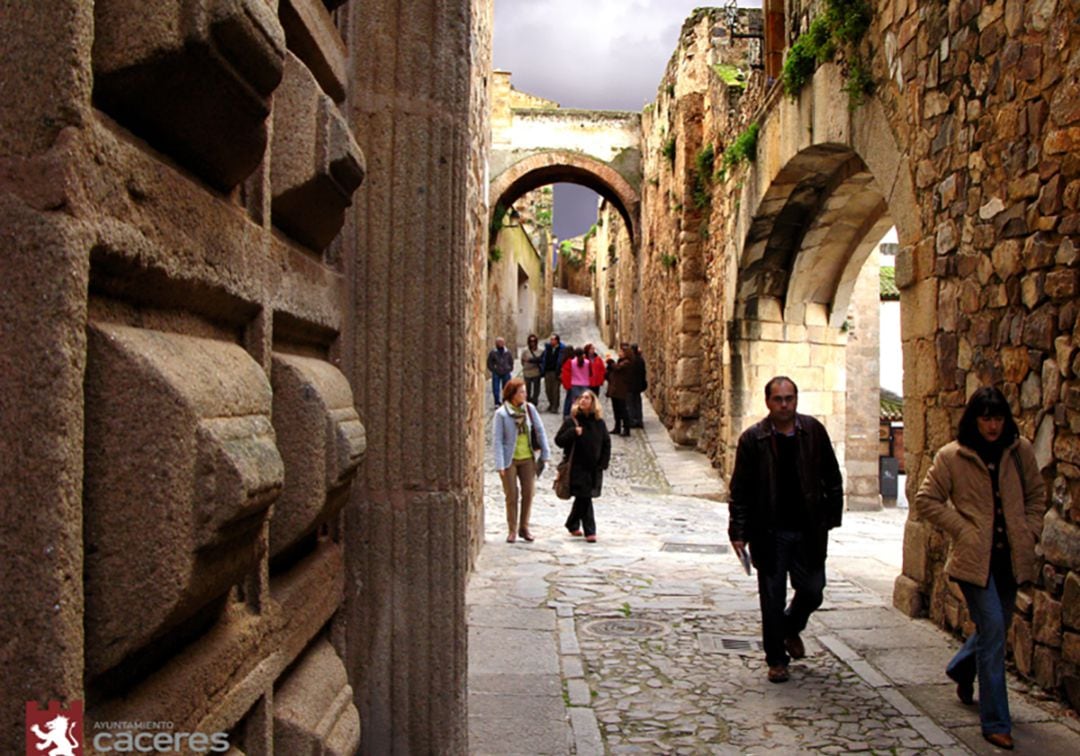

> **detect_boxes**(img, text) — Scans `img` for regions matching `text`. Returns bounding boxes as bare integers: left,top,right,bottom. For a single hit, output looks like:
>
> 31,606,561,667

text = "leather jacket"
727,413,843,571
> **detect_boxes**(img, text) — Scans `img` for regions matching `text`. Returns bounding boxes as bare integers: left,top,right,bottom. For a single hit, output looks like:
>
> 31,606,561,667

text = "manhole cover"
661,543,728,554
583,618,668,638
698,634,763,655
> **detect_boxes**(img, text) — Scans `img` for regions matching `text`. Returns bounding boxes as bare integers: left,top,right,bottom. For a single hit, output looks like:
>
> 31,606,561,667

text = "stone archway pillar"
341,1,490,753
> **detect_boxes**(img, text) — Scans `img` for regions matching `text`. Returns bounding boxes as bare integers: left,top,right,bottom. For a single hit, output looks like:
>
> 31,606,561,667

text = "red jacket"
590,356,606,387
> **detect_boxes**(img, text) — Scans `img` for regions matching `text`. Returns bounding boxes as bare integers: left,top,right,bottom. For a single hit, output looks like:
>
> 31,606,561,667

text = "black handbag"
553,419,578,500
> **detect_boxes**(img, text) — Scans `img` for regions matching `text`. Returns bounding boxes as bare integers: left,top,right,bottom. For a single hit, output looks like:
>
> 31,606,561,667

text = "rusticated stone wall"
1,1,490,754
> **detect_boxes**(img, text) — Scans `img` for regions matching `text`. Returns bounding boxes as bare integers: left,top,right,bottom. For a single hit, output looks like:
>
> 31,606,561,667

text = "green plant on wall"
692,144,716,210
489,202,508,241
659,253,678,270
712,63,747,91
717,122,760,181
560,239,585,267
781,0,873,108
489,246,503,265
535,207,552,227
662,136,676,167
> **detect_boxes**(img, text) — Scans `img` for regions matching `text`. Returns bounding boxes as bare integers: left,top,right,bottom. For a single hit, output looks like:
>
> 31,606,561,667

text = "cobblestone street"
467,290,1080,755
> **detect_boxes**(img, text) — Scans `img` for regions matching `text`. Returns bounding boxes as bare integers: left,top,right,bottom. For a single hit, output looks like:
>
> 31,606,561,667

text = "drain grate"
698,634,763,655
661,543,728,554
583,618,668,638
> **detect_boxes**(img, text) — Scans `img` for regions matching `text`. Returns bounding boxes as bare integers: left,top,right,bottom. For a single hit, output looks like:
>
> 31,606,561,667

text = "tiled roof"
881,388,903,421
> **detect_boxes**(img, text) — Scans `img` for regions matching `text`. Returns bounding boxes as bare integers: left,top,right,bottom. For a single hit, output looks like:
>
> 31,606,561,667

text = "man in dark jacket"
540,333,565,413
728,376,843,684
626,343,646,428
486,337,514,409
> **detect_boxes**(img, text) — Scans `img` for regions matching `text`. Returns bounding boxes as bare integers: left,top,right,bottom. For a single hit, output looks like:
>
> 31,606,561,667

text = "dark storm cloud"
493,1,761,238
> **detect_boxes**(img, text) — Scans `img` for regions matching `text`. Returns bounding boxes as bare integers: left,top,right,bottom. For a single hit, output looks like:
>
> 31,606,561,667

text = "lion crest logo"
25,701,82,756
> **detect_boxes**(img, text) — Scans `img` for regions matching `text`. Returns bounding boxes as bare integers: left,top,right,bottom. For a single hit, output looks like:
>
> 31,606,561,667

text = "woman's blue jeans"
947,573,1016,735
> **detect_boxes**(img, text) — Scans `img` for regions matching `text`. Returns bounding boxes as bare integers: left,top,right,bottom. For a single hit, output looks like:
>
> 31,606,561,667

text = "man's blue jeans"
947,573,1016,735
492,372,510,407
756,529,826,667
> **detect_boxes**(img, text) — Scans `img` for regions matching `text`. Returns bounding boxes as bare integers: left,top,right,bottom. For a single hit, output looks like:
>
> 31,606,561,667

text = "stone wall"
846,250,884,510
617,0,1080,710
0,1,490,753
487,201,549,356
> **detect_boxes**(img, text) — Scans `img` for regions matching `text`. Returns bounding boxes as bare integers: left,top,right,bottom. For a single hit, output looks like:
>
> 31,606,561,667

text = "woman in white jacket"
492,377,551,542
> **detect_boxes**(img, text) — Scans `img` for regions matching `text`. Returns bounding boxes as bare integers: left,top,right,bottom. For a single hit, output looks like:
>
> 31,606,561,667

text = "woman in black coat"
555,390,611,542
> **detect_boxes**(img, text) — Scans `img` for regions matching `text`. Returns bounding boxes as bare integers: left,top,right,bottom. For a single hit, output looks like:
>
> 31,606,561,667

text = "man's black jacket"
727,413,843,571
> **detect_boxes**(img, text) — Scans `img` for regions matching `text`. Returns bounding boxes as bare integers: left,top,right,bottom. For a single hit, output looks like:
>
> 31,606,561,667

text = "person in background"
584,343,606,395
727,376,843,685
627,343,647,428
605,345,633,436
555,391,611,543
486,337,514,410
914,386,1045,751
492,377,551,543
520,334,544,406
541,333,566,413
560,347,592,418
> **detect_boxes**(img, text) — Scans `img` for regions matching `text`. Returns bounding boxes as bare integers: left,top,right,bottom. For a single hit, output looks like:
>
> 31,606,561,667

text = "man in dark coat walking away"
541,333,566,413
728,376,843,684
626,343,647,428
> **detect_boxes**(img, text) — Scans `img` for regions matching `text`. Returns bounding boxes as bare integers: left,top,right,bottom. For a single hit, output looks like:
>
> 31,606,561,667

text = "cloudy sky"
493,0,759,238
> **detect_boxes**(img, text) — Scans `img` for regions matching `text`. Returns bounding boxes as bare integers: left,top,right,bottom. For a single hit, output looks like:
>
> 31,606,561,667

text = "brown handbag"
553,419,578,500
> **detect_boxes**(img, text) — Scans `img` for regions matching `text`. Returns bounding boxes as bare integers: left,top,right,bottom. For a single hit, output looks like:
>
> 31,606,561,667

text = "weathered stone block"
280,0,347,102
1013,616,1035,676
270,353,365,557
1063,572,1080,630
893,575,925,617
1046,270,1080,301
1033,645,1059,689
1041,508,1080,571
84,323,283,679
272,52,365,250
1063,632,1080,664
675,357,703,388
901,519,931,584
274,638,361,755
93,0,286,189
674,389,701,417
675,298,702,333
1033,590,1063,648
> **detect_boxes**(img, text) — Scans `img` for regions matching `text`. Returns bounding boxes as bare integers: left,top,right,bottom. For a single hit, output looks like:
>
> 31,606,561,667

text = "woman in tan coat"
915,386,1046,751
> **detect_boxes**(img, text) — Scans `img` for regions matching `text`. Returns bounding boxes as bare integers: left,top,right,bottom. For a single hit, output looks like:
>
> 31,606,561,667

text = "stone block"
992,239,1023,279
93,0,286,189
901,279,939,339
1001,345,1031,383
674,389,701,417
1013,616,1034,677
1064,572,1080,630
675,298,702,333
893,575,925,617
1033,590,1063,648
83,323,283,679
280,0,347,102
272,52,365,250
274,638,361,755
1033,645,1059,689
1064,632,1080,664
1041,508,1080,571
675,357,703,388
1046,270,1080,301
677,333,702,358
270,353,366,557
671,417,700,446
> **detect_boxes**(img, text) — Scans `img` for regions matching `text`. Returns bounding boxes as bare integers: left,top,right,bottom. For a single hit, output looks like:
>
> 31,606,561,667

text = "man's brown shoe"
767,665,789,683
784,635,806,660
982,732,1013,750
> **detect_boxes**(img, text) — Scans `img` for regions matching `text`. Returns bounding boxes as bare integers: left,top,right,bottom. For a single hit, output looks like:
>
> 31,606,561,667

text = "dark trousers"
544,372,561,411
611,397,629,432
627,392,643,427
757,529,826,667
525,375,542,406
565,495,596,537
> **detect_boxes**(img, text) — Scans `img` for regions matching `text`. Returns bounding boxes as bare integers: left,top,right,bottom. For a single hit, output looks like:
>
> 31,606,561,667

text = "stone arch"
489,150,641,243
728,67,919,510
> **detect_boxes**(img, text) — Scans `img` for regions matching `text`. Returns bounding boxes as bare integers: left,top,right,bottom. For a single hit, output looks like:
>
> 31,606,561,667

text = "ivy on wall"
782,0,873,108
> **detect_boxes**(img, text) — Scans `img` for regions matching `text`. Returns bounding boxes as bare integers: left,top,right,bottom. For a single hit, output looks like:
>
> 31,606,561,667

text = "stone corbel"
273,638,361,754
269,352,365,557
83,323,284,680
271,52,365,251
93,0,287,189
